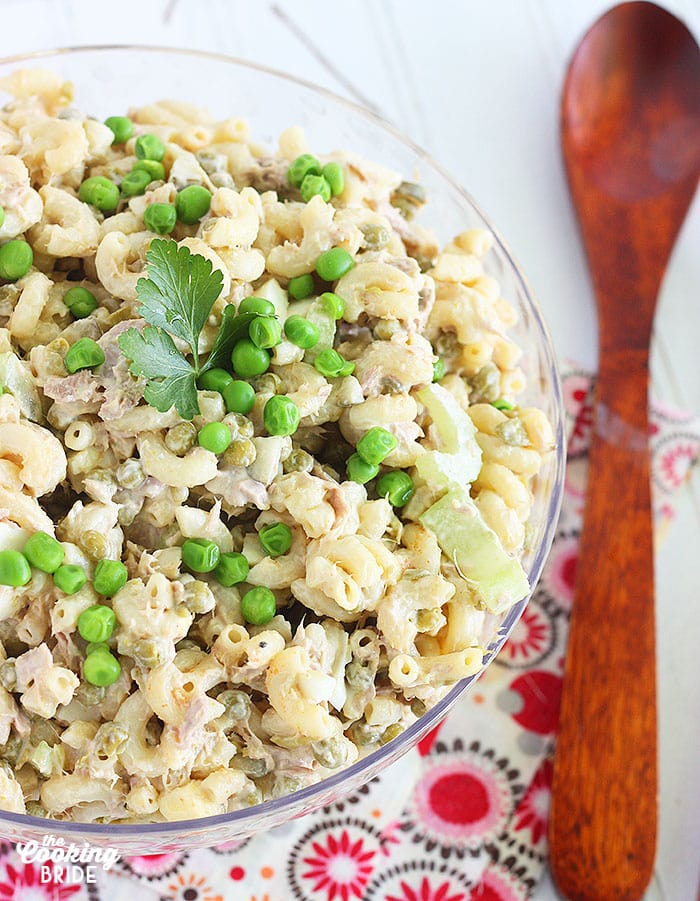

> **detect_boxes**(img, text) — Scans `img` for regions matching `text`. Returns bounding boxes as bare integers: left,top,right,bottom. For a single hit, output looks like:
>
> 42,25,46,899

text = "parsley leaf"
117,238,225,421
135,239,223,363
118,326,199,420
201,308,258,374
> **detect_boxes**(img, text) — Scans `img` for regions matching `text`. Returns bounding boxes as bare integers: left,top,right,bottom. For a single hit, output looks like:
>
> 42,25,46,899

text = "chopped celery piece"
420,487,529,614
303,297,336,364
0,352,43,421
415,383,482,489
256,278,289,320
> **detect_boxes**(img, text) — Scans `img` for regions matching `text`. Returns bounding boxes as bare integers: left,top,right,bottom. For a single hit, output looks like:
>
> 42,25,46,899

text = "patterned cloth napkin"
1,362,698,901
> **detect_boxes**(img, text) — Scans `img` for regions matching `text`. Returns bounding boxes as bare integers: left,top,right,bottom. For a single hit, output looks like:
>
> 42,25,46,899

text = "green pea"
300,174,331,202
315,247,354,282
312,736,349,769
77,604,117,643
0,240,33,281
313,347,354,378
86,641,109,656
23,531,64,574
356,426,397,465
346,453,379,485
164,421,197,456
391,181,427,219
198,421,232,454
238,296,276,316
53,564,86,595
263,395,300,436
175,184,212,224
360,222,390,251
93,559,128,597
0,549,31,587
231,339,270,378
120,168,152,197
217,689,251,724
104,116,133,145
322,162,345,196
227,413,255,438
64,337,105,374
495,418,529,447
287,273,314,300
433,357,446,382
144,202,177,235
64,286,98,319
181,538,220,573
376,470,414,507
492,398,514,411
223,436,256,467
132,159,166,181
258,522,292,557
134,133,166,162
214,552,250,587
131,638,167,668
380,723,404,745
198,367,233,394
222,379,255,415
249,315,282,349
83,648,121,687
287,153,322,188
283,448,313,473
470,362,500,402
284,315,319,349
78,176,120,212
240,586,277,626
319,291,345,320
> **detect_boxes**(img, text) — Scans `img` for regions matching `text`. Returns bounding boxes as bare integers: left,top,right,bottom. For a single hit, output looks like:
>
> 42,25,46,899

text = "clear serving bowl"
0,46,565,853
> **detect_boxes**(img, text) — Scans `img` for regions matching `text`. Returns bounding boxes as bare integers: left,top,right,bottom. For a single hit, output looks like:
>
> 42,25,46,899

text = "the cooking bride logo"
16,834,120,884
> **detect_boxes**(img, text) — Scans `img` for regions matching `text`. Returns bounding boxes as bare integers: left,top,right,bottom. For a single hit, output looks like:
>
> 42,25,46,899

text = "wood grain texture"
0,2,700,896
550,4,700,899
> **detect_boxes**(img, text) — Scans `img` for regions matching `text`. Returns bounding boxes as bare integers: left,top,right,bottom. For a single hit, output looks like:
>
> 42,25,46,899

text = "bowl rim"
0,44,566,838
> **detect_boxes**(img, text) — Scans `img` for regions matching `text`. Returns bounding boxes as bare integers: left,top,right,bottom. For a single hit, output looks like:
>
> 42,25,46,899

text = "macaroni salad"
0,69,554,823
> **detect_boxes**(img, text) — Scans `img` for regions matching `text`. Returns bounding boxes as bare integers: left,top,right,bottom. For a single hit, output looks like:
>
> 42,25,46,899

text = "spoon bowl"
550,4,700,900
564,4,700,202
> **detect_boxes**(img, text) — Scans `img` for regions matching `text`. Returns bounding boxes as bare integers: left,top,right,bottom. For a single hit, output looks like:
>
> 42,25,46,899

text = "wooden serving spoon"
550,3,700,899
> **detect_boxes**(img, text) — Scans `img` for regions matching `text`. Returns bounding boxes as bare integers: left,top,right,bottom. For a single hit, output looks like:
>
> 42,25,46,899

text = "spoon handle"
550,359,657,901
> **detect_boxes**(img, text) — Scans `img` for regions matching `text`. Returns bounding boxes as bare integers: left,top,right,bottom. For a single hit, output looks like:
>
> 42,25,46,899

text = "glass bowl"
0,46,565,853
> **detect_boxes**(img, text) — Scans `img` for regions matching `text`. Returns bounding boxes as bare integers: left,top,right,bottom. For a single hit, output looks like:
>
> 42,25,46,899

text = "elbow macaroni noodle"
0,68,555,822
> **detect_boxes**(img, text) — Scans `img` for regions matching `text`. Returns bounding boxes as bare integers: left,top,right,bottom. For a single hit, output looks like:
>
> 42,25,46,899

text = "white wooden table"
2,1,699,897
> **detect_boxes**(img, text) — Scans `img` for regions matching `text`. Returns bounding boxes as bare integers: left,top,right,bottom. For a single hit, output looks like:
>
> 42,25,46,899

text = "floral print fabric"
2,362,698,900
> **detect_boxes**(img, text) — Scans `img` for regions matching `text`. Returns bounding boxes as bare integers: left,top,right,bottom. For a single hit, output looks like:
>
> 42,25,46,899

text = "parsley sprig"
118,239,256,420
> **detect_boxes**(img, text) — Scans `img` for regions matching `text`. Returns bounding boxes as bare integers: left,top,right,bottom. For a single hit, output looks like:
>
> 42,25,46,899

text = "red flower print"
417,721,445,756
387,875,466,901
513,757,553,845
0,860,81,899
505,670,562,735
499,605,554,667
302,829,375,901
